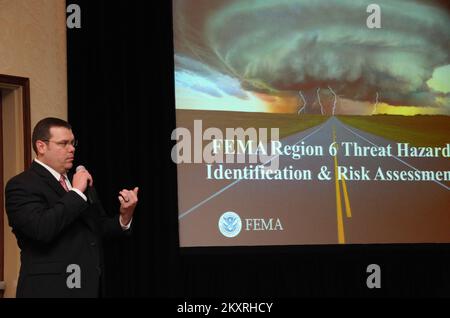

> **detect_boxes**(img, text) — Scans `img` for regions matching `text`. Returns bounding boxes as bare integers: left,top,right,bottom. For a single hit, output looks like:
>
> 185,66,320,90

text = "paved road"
177,117,450,246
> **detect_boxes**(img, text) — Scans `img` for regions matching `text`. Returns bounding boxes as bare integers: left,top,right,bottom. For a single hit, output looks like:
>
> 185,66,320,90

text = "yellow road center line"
333,126,345,244
341,177,352,218
334,126,352,218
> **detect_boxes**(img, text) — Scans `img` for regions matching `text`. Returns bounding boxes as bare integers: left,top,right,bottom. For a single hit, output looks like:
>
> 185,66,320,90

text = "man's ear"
35,140,47,156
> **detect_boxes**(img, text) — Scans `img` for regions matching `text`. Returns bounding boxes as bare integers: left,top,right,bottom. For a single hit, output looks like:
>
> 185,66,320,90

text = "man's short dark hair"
32,117,72,154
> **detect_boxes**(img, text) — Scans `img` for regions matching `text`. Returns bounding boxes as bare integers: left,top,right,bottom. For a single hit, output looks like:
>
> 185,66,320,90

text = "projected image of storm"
173,0,450,247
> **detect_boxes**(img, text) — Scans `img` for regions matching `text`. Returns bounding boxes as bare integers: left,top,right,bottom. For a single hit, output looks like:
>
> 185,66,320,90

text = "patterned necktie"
59,175,69,192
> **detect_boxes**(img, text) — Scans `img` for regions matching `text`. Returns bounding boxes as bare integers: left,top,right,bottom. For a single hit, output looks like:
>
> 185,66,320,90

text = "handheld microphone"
75,165,98,204
75,165,87,174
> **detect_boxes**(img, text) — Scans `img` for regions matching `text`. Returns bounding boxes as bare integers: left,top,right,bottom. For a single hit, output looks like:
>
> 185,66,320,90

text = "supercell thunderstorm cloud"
173,0,450,114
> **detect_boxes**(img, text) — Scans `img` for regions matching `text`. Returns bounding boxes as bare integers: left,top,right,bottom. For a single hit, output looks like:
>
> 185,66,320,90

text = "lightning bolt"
317,88,324,115
328,86,337,116
372,92,379,114
297,90,306,115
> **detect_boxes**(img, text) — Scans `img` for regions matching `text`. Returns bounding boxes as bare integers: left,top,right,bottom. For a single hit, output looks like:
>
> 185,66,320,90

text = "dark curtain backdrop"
67,0,450,297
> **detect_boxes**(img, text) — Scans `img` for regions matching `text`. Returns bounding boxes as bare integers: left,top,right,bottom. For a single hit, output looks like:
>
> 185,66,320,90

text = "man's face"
38,127,76,174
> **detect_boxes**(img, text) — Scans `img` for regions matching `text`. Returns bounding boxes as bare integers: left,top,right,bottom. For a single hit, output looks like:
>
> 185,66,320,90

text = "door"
0,74,31,297
0,89,4,298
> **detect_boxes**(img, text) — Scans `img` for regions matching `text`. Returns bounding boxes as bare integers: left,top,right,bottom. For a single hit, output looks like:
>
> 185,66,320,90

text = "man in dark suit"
5,117,138,298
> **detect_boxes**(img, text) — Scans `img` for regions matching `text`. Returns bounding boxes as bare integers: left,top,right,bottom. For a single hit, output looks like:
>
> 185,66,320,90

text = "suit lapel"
31,161,67,197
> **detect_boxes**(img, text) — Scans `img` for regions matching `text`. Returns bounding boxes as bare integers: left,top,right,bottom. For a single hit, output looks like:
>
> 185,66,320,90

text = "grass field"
338,115,450,147
176,109,329,139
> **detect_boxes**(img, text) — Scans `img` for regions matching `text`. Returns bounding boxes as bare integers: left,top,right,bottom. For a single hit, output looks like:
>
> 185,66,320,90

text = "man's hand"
72,169,93,192
118,187,139,226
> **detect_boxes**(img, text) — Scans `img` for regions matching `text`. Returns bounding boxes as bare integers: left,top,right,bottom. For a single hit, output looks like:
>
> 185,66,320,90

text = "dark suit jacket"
5,161,127,298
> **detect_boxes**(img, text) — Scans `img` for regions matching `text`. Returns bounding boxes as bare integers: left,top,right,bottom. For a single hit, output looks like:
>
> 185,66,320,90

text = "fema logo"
218,211,242,238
